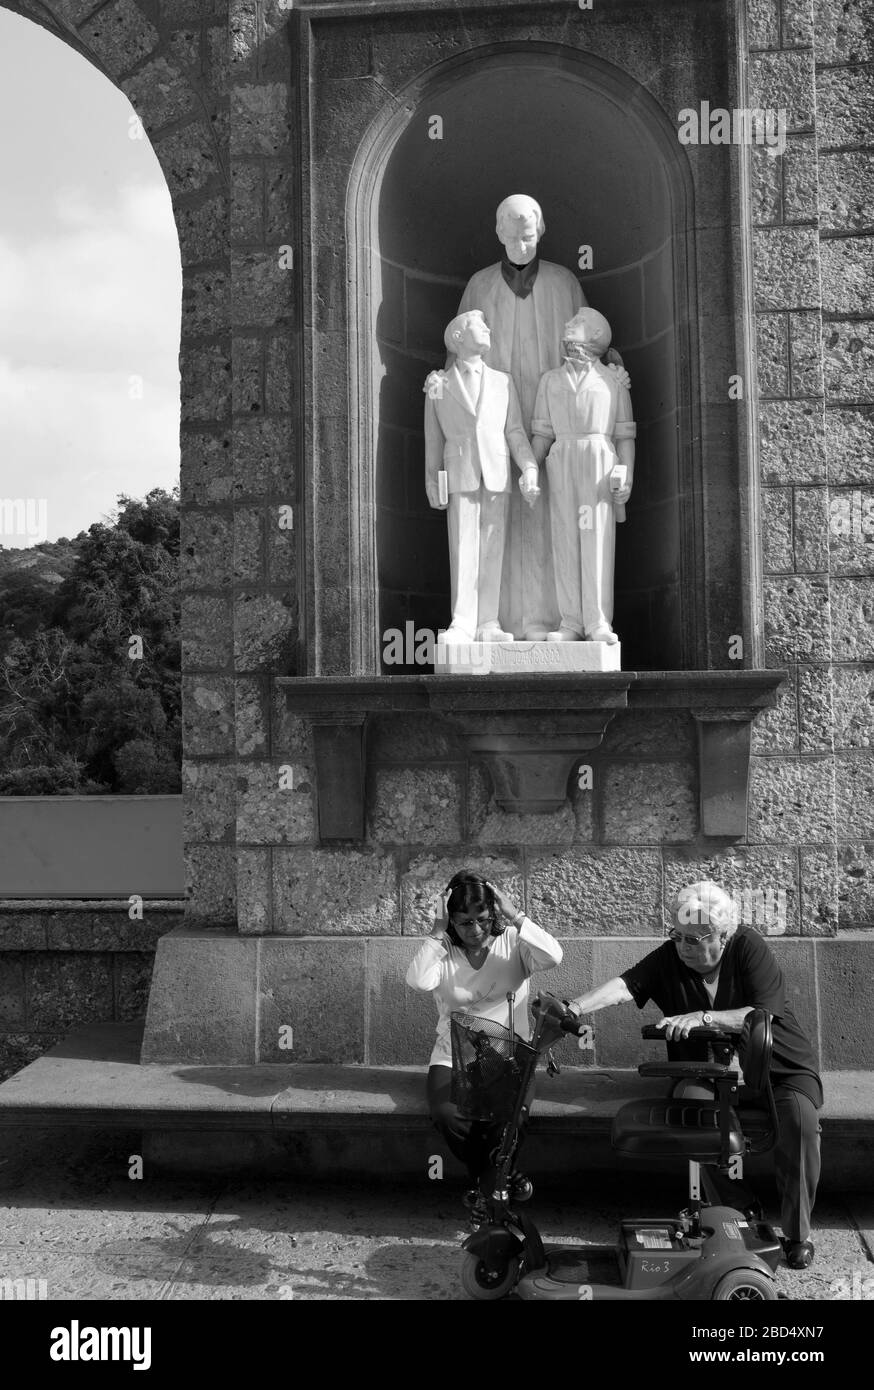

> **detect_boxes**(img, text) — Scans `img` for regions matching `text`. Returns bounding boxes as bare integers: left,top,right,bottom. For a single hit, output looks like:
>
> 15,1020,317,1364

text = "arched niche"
349,43,703,673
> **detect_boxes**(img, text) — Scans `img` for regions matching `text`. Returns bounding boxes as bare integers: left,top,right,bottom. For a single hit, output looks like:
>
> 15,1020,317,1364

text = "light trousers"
546,444,616,637
446,488,509,637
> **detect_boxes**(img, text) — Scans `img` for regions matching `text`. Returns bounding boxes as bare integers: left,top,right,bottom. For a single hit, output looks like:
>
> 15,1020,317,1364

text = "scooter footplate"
541,1248,623,1287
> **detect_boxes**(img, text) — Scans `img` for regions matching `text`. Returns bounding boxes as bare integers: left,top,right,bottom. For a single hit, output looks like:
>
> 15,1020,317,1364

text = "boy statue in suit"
424,310,540,642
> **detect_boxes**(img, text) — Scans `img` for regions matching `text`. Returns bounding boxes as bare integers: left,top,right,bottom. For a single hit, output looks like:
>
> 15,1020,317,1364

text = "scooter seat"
611,1098,745,1161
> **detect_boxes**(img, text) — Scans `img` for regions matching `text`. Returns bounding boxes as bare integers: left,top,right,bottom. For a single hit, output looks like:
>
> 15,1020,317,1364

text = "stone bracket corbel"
278,671,788,840
692,711,754,839
310,713,367,841
448,715,619,813
425,675,631,814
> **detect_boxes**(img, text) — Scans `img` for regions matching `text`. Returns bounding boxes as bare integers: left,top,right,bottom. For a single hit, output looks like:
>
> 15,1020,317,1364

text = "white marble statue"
424,310,539,642
532,308,635,644
455,194,584,641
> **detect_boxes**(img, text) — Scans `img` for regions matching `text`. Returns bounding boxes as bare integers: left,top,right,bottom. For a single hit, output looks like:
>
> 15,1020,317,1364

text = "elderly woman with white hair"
566,880,822,1270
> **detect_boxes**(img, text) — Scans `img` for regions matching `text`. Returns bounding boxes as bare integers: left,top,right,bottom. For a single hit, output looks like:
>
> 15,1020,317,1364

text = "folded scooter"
454,992,783,1301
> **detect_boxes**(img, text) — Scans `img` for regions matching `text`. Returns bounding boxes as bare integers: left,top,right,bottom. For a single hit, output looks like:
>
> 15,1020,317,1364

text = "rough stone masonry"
0,0,871,1079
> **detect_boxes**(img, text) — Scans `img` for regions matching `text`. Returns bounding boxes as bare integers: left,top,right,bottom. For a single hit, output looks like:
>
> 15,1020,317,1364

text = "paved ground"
0,1131,871,1301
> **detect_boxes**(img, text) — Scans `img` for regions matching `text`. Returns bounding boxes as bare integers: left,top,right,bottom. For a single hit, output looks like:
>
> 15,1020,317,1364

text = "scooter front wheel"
712,1269,777,1301
461,1252,520,1301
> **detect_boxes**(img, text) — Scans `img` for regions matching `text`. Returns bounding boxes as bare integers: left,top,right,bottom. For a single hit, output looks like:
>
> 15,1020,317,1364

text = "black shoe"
783,1239,815,1269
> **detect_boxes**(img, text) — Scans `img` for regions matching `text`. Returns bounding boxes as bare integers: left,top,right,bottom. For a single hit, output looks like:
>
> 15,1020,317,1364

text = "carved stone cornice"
278,670,788,838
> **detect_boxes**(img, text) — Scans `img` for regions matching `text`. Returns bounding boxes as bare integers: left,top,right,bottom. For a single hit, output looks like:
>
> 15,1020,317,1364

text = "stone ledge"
1,1023,871,1132
0,900,186,911
0,902,185,952
277,671,787,714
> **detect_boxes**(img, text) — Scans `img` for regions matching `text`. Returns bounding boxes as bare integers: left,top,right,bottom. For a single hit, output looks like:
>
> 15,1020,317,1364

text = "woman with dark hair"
406,871,562,1221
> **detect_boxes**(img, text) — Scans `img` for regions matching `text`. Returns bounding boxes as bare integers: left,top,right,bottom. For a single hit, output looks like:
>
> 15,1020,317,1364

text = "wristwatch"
701,1011,713,1026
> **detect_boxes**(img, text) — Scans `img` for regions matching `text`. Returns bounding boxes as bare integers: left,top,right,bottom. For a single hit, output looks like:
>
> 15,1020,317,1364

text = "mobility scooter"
452,992,784,1300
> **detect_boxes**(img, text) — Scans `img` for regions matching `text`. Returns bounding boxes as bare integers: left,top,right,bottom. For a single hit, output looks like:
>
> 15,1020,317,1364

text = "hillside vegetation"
0,489,181,794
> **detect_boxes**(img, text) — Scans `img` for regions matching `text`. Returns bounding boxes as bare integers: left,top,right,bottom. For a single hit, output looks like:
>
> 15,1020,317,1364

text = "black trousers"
673,1080,821,1243
427,1064,535,1191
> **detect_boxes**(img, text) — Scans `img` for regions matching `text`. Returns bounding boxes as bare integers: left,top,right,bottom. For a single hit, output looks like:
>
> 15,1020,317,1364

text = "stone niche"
285,0,778,834
297,0,753,677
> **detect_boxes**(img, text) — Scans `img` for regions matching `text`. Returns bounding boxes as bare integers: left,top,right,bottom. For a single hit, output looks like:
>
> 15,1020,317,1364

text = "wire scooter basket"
450,1012,536,1122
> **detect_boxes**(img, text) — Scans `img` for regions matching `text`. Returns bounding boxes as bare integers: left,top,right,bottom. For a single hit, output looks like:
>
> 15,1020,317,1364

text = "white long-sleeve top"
405,918,563,1068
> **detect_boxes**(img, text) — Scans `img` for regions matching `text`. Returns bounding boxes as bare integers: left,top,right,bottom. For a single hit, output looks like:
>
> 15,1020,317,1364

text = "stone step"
1,1024,871,1186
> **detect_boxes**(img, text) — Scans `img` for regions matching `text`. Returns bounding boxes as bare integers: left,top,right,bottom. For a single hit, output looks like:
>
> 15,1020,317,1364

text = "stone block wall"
752,0,874,944
143,922,872,1069
0,903,182,1080
814,0,874,943
750,0,838,968
4,0,872,1076
264,0,869,1070
171,701,867,1069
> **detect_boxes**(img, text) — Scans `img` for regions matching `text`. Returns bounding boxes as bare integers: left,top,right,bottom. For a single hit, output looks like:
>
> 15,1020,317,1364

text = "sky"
0,10,181,546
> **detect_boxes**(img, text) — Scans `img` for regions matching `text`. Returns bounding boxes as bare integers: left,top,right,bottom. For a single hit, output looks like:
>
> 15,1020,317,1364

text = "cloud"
0,181,181,379
0,15,182,544
0,357,179,543
0,183,181,543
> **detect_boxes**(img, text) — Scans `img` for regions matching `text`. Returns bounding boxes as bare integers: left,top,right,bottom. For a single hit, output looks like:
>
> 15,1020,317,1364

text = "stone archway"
2,1,230,271
1,1,301,934
1,0,233,930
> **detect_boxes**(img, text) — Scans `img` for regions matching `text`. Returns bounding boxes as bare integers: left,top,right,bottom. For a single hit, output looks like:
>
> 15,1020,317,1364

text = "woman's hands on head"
433,875,524,943
485,881,522,923
429,889,450,940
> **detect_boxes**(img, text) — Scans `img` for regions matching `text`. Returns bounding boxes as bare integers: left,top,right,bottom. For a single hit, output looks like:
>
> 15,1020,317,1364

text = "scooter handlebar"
532,992,588,1037
561,1011,587,1037
641,1024,733,1043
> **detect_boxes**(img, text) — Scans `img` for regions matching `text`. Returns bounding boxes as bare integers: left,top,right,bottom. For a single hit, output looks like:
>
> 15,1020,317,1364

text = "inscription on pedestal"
436,638,622,675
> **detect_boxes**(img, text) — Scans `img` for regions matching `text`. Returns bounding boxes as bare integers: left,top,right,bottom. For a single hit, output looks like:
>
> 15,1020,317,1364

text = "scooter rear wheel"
461,1252,519,1301
712,1269,777,1301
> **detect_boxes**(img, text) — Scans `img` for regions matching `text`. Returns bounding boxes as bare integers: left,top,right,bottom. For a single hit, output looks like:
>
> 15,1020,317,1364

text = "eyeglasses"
666,928,719,947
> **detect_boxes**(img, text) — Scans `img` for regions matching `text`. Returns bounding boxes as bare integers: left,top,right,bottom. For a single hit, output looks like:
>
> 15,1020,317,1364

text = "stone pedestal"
435,637,621,675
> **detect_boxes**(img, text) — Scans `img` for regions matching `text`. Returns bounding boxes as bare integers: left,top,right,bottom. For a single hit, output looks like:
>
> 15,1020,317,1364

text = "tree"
0,489,181,793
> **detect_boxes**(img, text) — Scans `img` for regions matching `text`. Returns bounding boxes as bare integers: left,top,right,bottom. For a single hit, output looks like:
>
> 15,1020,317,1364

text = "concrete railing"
0,796,184,899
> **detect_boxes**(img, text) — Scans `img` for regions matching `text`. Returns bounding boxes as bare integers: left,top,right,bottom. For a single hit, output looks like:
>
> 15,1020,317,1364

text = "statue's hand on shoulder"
603,349,631,392
424,370,448,402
